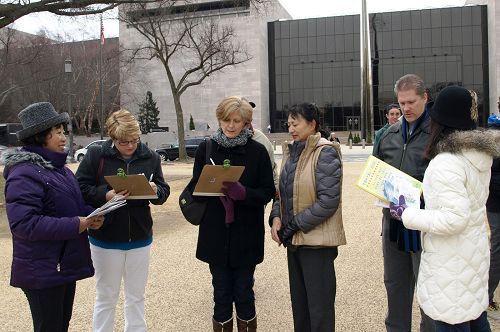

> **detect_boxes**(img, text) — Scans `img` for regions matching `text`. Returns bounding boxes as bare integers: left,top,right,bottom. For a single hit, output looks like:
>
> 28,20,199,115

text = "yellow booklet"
357,155,423,207
104,174,157,200
193,165,245,196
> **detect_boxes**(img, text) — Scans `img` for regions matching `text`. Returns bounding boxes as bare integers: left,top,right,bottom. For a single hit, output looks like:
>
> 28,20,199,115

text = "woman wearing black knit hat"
388,85,500,330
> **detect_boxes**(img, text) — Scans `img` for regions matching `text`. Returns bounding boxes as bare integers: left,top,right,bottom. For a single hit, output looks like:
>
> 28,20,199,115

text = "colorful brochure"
357,155,423,208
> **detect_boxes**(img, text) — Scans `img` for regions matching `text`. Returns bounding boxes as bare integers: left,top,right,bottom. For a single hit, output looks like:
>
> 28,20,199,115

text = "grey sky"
10,0,466,41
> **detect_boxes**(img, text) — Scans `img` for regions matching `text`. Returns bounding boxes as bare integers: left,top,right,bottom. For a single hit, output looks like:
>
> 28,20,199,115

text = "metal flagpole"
360,0,374,146
99,14,104,140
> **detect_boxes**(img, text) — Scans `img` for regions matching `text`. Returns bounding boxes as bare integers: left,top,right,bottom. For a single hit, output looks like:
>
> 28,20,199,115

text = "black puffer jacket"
75,140,169,242
194,139,275,268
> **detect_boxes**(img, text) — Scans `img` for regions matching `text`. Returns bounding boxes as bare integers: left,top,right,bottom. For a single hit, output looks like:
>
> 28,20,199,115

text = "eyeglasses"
116,138,140,146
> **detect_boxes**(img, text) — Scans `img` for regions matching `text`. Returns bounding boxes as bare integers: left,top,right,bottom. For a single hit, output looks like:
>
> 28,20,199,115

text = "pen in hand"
149,173,154,182
210,158,215,165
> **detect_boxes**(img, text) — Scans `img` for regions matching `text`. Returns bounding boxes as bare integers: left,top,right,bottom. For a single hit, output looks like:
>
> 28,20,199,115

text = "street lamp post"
65,58,74,162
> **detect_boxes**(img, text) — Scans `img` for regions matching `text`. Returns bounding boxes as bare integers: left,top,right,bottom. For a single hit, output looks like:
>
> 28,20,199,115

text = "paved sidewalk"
273,143,373,157
0,161,498,331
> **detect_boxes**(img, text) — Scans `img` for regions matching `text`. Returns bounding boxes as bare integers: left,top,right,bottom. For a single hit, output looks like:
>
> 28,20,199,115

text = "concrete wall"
119,0,292,137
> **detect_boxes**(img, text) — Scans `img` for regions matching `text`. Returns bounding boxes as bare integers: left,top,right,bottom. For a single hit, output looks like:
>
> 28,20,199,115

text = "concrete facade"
119,0,291,136
467,0,500,114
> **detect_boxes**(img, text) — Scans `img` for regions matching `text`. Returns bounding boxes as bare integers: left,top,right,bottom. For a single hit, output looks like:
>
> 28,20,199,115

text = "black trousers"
287,246,338,332
22,282,76,332
209,264,256,322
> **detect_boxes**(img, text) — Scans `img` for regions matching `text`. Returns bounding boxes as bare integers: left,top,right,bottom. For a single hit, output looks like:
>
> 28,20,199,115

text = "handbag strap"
96,156,104,183
187,138,212,191
205,138,212,164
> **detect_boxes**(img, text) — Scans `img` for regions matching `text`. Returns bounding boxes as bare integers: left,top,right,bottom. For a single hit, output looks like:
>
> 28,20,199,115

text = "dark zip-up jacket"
487,157,500,212
76,140,169,243
373,111,430,181
373,109,431,222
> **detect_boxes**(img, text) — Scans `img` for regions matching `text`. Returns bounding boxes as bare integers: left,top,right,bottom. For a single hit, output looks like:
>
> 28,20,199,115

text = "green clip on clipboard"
193,165,245,196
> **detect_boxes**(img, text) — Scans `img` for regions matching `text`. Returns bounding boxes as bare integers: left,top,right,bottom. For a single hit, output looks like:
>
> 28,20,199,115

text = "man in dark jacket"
373,74,435,332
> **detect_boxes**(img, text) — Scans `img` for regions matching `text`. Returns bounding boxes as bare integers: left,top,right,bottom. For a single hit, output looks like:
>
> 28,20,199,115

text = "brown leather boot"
213,317,233,332
236,316,257,332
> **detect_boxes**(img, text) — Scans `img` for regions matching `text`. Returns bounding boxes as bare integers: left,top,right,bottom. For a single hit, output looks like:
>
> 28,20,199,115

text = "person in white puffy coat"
390,85,500,330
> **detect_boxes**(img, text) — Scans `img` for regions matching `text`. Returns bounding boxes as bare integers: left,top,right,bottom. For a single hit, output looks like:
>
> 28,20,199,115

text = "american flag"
100,16,105,45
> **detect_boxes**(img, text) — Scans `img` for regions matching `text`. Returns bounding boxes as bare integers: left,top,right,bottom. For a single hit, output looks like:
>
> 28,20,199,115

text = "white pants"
90,244,151,332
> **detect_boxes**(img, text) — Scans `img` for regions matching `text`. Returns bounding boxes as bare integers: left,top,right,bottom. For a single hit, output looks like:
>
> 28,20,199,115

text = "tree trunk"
173,93,187,161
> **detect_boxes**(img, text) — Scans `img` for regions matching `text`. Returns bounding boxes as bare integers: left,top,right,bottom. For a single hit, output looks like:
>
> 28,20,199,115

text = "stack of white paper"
87,195,127,218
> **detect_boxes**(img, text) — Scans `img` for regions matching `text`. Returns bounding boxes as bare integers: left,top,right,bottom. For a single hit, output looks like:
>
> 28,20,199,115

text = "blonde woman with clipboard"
75,110,170,332
191,96,275,331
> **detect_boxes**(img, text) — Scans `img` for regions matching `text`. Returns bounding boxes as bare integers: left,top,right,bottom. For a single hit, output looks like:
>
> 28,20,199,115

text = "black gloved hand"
278,220,300,247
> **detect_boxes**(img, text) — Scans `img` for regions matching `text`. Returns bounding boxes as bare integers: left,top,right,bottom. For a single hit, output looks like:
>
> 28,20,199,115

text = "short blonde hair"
215,96,253,125
105,109,141,140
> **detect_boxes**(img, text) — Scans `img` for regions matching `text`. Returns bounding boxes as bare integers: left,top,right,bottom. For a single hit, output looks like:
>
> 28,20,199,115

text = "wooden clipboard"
193,165,245,196
104,174,157,200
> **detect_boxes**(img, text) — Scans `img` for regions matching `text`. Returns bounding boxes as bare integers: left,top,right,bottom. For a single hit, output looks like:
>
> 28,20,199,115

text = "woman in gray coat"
269,103,346,331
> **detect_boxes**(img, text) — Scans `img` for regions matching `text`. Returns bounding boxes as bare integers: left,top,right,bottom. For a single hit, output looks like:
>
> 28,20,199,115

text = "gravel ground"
0,158,498,331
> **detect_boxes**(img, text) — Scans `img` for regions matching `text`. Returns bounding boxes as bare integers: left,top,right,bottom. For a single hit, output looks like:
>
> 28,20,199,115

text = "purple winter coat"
3,146,95,289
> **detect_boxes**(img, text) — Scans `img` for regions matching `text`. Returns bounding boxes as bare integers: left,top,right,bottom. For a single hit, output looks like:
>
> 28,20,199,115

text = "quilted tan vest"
281,133,347,247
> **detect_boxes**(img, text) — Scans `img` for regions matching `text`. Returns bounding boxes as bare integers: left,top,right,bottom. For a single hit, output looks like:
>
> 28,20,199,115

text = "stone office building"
119,0,291,134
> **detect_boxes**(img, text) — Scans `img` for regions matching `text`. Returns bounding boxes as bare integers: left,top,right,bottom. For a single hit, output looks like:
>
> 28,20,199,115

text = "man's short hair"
394,74,426,97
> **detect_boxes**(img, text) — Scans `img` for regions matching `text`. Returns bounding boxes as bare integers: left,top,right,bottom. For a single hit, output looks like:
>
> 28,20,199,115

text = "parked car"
74,139,106,162
0,144,8,165
155,137,206,161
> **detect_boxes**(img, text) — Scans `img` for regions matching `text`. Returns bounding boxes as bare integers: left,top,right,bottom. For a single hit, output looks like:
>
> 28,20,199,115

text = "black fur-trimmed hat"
429,85,478,130
16,102,69,140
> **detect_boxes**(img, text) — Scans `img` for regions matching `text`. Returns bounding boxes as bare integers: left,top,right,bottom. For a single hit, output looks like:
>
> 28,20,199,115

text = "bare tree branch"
0,29,120,129
121,0,262,160
0,0,158,29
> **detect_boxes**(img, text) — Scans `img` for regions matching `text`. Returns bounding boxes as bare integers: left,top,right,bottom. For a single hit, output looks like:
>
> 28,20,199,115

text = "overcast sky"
11,0,467,41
